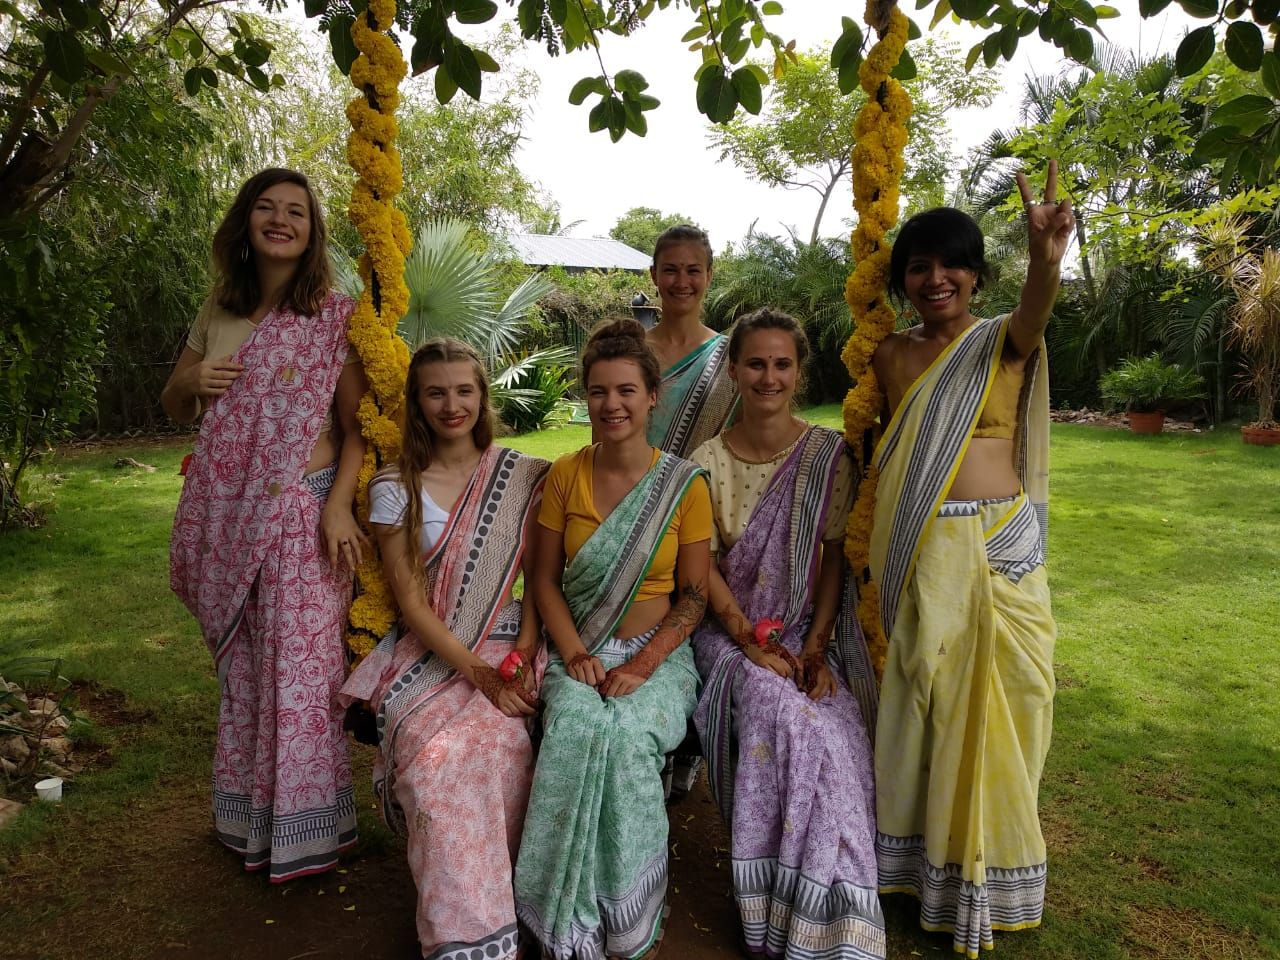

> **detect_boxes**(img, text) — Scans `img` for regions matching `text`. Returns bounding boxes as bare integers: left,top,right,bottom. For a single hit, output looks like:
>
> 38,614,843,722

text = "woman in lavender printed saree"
516,318,712,960
691,309,883,960
339,340,549,960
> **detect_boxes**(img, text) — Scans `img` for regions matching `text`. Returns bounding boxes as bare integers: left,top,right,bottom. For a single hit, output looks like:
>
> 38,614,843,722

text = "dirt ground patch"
2,754,958,960
1123,902,1260,960
1,746,750,960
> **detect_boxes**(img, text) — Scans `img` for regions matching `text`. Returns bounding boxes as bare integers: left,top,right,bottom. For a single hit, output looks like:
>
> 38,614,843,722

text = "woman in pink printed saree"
340,339,549,960
164,169,368,882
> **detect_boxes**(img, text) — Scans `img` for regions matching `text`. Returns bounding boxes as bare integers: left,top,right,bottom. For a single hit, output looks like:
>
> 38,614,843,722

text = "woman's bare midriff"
614,595,671,641
306,429,337,476
947,437,1021,501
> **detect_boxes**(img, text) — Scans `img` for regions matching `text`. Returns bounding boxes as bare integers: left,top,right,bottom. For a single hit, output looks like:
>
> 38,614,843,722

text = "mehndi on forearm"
612,582,707,681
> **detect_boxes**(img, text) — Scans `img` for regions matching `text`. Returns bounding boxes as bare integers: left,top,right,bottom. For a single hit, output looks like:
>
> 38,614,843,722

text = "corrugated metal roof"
507,234,651,271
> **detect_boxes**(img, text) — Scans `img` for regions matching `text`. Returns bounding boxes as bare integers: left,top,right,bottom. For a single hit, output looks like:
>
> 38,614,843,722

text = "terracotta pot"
1127,410,1165,434
1242,425,1280,446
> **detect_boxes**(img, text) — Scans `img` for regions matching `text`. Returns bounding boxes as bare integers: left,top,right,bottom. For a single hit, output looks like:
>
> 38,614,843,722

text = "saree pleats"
391,605,533,960
213,466,357,880
516,636,698,960
876,497,1054,957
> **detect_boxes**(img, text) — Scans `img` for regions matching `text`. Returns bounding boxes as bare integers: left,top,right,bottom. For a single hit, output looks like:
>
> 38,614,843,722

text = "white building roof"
506,234,651,272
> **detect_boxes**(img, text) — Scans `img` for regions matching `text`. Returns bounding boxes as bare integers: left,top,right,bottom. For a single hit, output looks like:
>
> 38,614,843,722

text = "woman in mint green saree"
643,224,739,801
516,317,712,960
645,225,739,459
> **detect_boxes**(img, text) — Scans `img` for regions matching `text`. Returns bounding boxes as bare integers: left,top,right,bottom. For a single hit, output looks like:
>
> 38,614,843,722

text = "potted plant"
1201,219,1280,445
1099,355,1207,434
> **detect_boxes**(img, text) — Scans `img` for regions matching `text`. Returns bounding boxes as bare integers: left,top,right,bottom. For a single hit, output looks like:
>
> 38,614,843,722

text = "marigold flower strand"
841,1,912,683
344,0,411,659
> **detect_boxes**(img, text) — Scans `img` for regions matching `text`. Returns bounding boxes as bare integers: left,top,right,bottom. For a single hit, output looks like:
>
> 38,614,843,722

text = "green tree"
955,46,1280,417
306,0,798,140
0,1,280,219
705,230,852,402
710,39,1000,242
911,0,1280,182
609,207,700,256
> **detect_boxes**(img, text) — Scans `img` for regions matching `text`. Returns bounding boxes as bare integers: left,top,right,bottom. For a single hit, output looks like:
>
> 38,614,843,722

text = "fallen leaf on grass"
338,885,347,893
344,905,356,912
265,919,275,925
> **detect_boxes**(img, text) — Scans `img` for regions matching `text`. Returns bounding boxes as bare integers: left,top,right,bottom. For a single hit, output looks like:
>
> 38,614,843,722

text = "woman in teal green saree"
515,317,712,960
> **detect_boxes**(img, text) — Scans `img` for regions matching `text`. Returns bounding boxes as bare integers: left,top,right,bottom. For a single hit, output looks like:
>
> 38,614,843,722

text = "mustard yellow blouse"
538,445,712,602
972,361,1026,440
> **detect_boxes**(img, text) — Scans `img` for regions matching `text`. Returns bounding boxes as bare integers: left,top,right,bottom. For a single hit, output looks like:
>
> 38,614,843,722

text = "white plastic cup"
34,777,63,803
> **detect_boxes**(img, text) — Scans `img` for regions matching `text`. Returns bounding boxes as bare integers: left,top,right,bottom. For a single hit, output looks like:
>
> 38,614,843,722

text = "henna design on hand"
667,582,708,639
760,639,800,675
714,599,756,650
473,663,538,709
610,583,709,686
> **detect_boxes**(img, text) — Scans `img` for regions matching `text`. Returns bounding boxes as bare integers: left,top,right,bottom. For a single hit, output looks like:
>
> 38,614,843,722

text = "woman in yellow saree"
868,162,1074,957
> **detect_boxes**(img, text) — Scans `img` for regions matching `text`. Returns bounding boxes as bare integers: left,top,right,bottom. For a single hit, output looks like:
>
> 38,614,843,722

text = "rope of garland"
841,0,911,682
343,0,412,659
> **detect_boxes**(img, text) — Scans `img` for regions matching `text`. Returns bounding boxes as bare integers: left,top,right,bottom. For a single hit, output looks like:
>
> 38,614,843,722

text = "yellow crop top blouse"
972,360,1026,440
538,445,712,602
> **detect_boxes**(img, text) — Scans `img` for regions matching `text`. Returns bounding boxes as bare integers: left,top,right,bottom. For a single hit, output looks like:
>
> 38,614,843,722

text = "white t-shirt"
368,472,449,553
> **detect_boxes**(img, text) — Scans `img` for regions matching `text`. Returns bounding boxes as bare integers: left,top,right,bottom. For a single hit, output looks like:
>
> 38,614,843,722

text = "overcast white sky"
503,3,1199,249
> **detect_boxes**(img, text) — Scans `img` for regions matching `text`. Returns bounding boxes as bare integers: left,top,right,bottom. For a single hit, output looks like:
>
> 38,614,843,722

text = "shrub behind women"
165,168,368,881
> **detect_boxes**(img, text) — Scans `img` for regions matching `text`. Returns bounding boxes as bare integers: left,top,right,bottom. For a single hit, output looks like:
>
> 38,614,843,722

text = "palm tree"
1203,218,1280,429
334,218,573,428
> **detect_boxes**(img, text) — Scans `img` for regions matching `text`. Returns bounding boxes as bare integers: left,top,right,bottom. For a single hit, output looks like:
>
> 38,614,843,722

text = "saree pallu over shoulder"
693,426,884,960
562,450,706,651
870,314,1049,641
339,446,550,832
648,334,739,457
170,290,356,677
869,315,1055,958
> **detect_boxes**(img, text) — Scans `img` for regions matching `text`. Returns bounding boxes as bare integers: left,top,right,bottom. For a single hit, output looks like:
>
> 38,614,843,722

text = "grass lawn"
1,416,1278,958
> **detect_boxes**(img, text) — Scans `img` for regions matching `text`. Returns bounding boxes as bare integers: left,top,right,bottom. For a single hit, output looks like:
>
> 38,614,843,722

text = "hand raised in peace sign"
1016,158,1075,269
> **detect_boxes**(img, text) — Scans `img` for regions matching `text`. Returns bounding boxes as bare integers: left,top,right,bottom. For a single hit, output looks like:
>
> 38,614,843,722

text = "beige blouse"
690,429,854,554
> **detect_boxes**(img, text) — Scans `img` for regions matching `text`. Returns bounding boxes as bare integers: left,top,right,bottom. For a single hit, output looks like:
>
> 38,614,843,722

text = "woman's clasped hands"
472,649,539,717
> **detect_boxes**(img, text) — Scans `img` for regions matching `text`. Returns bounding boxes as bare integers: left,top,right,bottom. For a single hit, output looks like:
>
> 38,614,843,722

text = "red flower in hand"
753,619,784,648
498,650,525,682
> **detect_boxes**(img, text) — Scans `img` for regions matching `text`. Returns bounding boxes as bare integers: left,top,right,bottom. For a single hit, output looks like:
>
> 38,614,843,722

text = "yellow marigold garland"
841,1,912,682
344,0,412,658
